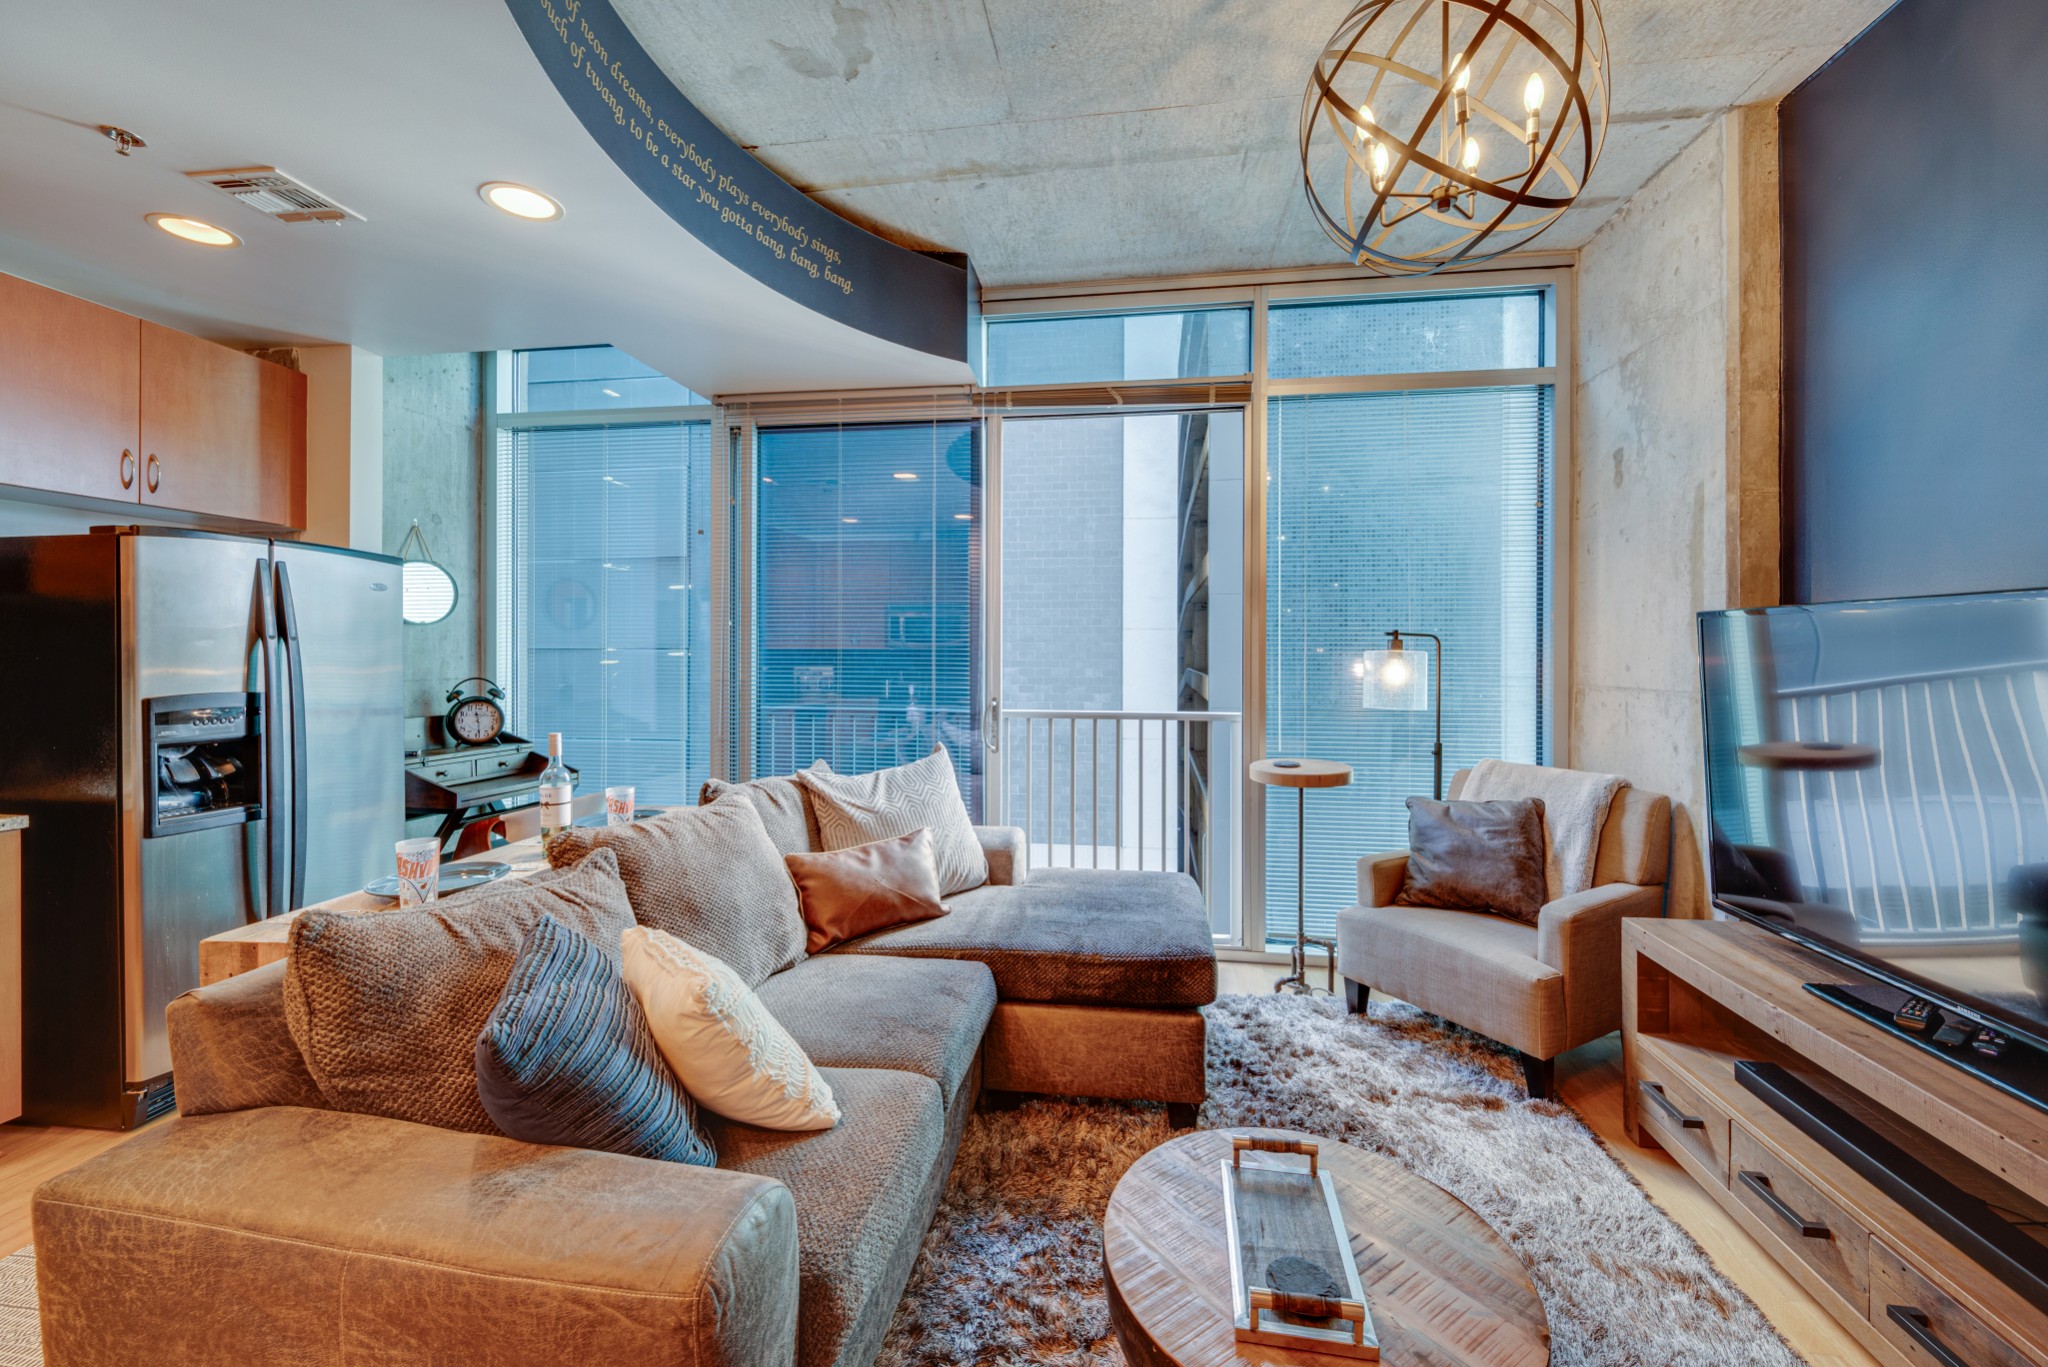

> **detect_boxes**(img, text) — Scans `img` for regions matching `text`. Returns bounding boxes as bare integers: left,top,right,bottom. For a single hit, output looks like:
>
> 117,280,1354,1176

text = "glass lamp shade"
1359,647,1430,711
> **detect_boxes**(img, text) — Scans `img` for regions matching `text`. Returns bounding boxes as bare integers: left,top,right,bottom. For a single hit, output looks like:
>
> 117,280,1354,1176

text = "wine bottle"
538,732,573,839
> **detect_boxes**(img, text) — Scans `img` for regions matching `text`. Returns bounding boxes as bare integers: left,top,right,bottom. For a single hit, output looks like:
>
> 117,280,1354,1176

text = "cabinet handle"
1639,1081,1705,1130
1737,1170,1831,1239
1885,1306,1976,1367
120,450,135,489
145,453,160,493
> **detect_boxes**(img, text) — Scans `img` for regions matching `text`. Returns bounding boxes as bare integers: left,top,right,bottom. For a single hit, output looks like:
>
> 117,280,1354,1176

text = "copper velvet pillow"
1394,796,1549,925
784,828,946,954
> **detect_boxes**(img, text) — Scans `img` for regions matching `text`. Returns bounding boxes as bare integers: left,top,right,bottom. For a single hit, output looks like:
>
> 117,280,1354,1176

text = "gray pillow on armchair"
1394,796,1548,925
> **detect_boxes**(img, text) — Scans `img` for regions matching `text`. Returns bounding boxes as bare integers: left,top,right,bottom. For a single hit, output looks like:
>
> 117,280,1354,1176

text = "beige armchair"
1334,767,1671,1099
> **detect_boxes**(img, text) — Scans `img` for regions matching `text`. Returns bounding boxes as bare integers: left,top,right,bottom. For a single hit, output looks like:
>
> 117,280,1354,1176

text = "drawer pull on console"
1885,1306,1976,1367
1640,1081,1706,1130
1738,1170,1831,1239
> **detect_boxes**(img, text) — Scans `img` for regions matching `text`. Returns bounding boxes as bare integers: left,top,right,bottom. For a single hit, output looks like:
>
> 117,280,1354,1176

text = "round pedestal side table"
1249,757,1351,994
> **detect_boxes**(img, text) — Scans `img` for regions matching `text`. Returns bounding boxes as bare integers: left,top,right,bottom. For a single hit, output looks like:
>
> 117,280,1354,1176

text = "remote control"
1893,997,1934,1032
1972,1026,2008,1058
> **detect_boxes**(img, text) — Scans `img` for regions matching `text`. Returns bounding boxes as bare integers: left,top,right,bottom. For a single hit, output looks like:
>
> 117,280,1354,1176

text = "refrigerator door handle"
258,558,288,920
275,561,310,914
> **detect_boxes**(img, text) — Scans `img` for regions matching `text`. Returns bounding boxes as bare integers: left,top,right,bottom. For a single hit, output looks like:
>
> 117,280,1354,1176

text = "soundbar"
1735,1061,2048,1317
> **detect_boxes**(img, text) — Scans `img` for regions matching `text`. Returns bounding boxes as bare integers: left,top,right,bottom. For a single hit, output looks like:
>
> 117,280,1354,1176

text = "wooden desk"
197,838,550,986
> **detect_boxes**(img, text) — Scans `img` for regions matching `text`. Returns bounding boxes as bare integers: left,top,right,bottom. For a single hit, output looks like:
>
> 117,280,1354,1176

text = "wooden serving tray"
1221,1137,1379,1360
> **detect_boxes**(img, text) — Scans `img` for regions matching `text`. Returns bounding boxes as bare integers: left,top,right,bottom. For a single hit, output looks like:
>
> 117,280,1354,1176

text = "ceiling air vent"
185,167,364,224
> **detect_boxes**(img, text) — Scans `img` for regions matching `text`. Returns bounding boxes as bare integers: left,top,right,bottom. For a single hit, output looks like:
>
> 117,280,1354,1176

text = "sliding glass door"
753,420,984,815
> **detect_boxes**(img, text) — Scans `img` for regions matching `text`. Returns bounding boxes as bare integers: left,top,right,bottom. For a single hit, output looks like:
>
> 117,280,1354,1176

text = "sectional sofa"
33,771,1218,1367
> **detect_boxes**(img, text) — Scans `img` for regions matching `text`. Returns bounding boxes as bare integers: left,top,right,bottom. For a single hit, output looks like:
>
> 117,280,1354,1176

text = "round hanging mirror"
397,522,459,625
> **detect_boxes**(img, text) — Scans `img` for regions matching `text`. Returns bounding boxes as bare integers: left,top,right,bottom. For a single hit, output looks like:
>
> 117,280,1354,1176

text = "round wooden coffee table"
1103,1127,1549,1366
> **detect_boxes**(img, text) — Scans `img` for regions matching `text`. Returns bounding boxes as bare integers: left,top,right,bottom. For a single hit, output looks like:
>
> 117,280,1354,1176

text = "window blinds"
497,421,714,805
754,420,983,816
1264,386,1551,942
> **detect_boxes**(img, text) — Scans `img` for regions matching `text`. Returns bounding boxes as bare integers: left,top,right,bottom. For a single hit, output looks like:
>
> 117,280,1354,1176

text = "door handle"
984,697,1001,753
1885,1306,1976,1367
1639,1081,1706,1130
1737,1171,1830,1239
275,561,309,912
119,450,135,489
145,453,160,493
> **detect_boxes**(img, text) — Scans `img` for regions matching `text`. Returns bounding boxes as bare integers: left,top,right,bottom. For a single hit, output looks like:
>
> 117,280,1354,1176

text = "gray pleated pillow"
798,746,989,896
543,796,807,987
283,849,637,1136
476,913,716,1166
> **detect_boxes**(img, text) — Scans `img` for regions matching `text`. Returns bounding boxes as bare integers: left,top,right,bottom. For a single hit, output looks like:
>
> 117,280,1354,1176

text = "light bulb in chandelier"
1371,140,1391,187
1451,55,1469,93
1354,103,1375,143
1462,136,1482,173
1523,73,1546,114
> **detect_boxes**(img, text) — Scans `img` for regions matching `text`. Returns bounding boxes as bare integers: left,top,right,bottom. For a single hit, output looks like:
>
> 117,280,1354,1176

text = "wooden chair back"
450,793,608,859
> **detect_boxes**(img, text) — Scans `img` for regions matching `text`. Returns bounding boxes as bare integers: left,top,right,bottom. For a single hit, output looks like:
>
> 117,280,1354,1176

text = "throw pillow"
784,827,946,954
476,914,717,1165
283,849,637,1135
798,746,989,896
621,926,839,1131
699,762,829,857
1395,796,1549,925
544,797,806,987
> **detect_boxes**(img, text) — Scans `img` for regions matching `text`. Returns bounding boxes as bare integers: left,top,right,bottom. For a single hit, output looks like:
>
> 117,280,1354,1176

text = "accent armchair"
1334,767,1671,1099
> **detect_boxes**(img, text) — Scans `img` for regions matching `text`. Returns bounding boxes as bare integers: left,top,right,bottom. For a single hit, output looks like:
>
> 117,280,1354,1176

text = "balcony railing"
990,708,1242,937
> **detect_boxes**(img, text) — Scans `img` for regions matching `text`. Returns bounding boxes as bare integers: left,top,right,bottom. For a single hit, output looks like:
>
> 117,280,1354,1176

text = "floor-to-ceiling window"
1262,291,1553,946
493,347,715,805
751,419,983,815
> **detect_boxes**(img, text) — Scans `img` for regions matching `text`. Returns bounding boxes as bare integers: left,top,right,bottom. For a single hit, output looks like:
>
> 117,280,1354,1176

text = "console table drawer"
1871,1238,2033,1367
419,757,478,784
1635,1054,1730,1184
1730,1124,1869,1309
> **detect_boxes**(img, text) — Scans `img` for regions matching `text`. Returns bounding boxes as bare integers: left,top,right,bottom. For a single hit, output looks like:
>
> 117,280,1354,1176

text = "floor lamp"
1359,629,1444,800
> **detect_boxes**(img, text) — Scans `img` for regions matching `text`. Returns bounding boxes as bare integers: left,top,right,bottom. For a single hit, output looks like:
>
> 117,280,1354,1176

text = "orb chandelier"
1301,0,1608,276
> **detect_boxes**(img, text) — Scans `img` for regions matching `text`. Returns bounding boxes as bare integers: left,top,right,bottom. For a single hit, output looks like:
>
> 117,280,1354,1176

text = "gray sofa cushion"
708,1067,945,1367
283,850,639,1136
834,868,1217,1008
753,954,995,1110
700,766,825,858
545,797,806,988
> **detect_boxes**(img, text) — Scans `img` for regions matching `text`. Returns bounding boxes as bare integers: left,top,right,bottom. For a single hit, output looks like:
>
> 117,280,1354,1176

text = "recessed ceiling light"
146,213,238,247
892,471,919,481
841,516,859,524
954,513,973,520
479,182,563,221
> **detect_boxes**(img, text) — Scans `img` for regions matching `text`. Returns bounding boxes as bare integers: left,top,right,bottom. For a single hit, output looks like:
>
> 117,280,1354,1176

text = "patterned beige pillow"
544,797,806,987
798,746,989,896
621,927,839,1131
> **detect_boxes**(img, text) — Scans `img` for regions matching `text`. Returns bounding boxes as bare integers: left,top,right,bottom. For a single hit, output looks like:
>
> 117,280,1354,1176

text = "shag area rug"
877,992,1806,1367
0,995,1806,1367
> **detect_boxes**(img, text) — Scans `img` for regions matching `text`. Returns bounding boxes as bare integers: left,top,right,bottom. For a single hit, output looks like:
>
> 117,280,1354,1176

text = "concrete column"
299,345,384,551
1724,104,1783,611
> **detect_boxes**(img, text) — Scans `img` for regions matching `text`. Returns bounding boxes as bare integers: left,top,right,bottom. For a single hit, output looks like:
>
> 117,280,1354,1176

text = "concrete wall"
383,353,485,720
1570,109,1780,918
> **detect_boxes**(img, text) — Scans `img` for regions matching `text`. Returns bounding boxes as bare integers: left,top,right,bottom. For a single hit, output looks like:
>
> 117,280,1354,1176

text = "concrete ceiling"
614,0,1897,286
0,0,972,394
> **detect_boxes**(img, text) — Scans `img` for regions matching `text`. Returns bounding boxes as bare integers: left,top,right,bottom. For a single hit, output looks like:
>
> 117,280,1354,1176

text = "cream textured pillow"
621,926,839,1131
798,746,989,896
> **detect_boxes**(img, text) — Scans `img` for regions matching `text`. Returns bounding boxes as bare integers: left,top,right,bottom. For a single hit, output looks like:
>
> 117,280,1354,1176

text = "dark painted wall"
1783,0,2048,604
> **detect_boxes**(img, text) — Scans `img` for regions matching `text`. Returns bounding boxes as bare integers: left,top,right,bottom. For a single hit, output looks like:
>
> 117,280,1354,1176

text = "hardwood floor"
0,1120,140,1258
1218,960,1881,1367
0,975,1877,1367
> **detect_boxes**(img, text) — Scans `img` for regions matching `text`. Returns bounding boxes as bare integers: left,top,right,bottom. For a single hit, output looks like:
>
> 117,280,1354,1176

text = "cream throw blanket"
1460,760,1626,903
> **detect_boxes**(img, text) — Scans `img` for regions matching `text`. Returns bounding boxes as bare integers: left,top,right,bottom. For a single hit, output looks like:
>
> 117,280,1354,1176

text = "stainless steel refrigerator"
0,527,402,1127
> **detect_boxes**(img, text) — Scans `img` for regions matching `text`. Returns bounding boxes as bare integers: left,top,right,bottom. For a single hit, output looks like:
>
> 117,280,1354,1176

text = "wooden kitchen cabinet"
0,273,142,504
140,321,305,528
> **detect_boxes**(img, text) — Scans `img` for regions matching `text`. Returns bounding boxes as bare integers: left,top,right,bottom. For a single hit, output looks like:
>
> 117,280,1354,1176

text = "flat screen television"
1699,589,2048,1065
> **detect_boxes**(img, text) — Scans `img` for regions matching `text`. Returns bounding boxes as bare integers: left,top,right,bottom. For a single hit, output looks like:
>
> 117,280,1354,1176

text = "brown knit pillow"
544,796,806,987
1395,797,1549,925
785,828,946,954
282,849,637,1135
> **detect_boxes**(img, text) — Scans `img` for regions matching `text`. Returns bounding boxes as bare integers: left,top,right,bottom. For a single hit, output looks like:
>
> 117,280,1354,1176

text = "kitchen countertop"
0,816,25,834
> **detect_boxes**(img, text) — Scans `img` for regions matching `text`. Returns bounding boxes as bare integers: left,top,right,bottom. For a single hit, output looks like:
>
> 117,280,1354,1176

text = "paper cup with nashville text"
395,837,440,906
605,785,636,827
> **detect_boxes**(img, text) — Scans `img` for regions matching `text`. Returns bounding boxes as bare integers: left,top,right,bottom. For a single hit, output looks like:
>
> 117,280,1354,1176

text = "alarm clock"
443,677,508,746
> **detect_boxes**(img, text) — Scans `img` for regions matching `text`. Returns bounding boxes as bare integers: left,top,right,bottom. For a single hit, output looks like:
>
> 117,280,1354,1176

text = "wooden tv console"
1623,920,2048,1367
